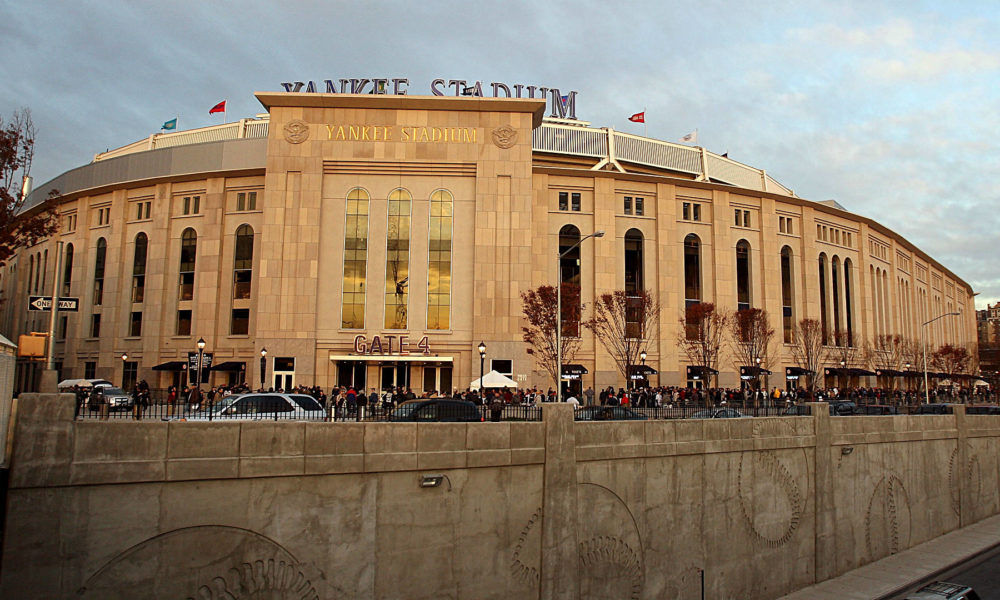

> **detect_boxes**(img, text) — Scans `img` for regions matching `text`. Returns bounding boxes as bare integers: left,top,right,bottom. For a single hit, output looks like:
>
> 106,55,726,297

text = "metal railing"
93,118,270,162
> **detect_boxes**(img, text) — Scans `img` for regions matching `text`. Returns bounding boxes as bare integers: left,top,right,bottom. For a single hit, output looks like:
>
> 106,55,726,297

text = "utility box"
17,333,46,358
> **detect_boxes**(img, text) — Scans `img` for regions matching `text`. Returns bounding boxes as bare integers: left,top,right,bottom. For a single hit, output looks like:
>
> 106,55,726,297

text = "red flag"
209,100,226,114
628,112,645,123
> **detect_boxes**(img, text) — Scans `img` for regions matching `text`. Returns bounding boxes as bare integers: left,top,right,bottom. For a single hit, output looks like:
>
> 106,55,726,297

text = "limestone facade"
1,93,978,393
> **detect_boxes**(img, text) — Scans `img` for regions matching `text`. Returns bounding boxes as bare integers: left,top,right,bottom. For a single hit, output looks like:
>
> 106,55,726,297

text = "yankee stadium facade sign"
280,77,578,119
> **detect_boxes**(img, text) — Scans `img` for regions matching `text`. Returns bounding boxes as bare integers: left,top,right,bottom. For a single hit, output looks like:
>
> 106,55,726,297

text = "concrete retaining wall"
2,395,998,599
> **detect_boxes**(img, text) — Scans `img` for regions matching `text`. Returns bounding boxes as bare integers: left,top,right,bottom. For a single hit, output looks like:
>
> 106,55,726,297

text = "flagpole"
643,107,646,137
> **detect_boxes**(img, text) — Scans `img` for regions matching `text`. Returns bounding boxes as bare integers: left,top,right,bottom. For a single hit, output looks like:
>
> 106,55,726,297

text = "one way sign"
28,296,79,312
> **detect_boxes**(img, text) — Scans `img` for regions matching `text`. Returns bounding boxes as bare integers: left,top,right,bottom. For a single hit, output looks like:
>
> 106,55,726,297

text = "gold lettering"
336,126,346,141
326,125,334,140
362,126,371,141
418,127,430,142
384,126,392,141
349,125,360,140
431,127,442,142
401,126,410,141
467,128,477,143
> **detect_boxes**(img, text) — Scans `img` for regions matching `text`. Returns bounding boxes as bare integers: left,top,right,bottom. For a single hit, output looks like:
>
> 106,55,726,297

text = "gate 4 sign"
28,296,80,311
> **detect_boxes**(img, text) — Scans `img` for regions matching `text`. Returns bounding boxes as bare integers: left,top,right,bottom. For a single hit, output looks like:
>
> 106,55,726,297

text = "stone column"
539,403,578,600
809,401,836,582
953,404,970,527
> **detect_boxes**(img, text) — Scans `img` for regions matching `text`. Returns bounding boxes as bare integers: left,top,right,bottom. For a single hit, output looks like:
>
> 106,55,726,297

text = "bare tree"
729,308,775,391
789,318,825,395
870,334,905,390
678,302,728,388
0,109,58,269
584,289,660,388
826,330,861,389
521,284,581,391
931,344,971,378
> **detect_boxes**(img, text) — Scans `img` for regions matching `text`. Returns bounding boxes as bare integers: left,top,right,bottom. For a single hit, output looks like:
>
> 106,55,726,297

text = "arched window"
27,254,33,294
427,189,453,330
385,189,411,329
818,253,829,344
93,238,107,305
132,233,148,303
684,234,702,340
559,224,582,337
62,244,74,296
233,225,254,299
780,246,794,343
844,258,854,346
736,240,751,312
179,228,197,301
624,229,644,338
342,188,370,329
41,250,47,294
831,256,841,345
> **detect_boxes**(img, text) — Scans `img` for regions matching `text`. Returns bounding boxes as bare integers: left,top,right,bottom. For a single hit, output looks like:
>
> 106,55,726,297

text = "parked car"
688,407,745,419
389,399,483,422
781,401,858,416
575,406,648,421
916,403,952,415
964,405,1000,415
905,581,980,600
857,404,901,415
184,393,325,421
88,386,132,412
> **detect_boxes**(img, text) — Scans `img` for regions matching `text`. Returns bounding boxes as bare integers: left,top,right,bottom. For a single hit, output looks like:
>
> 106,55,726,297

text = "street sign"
28,296,79,312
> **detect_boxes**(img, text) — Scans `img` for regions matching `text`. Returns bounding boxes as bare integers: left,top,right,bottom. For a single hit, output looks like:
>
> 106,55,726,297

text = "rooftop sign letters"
280,78,578,119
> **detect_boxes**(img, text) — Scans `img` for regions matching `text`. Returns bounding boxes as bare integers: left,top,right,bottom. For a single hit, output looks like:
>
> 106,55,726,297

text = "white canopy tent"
57,378,112,389
468,370,518,390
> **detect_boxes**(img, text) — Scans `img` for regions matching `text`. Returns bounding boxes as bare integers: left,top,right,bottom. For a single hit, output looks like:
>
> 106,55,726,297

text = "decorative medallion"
283,119,310,144
491,125,517,149
737,450,804,548
865,474,912,560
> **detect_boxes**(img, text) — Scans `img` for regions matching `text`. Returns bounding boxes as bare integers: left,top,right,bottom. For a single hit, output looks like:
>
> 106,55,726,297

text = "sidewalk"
779,513,1000,600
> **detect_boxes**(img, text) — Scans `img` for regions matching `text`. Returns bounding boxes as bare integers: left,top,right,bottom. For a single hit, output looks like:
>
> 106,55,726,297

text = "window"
683,202,690,220
634,197,644,216
571,192,580,212
779,217,785,233
736,240,751,312
129,311,142,337
781,247,794,343
123,361,137,392
231,308,250,335
559,224,582,338
65,213,77,232
58,315,67,339
182,195,201,215
131,233,148,303
62,244,73,296
236,191,258,211
93,238,107,305
693,203,701,221
625,196,633,215
90,314,101,338
342,189,369,329
233,224,254,299
427,189,453,330
681,201,705,221
84,361,96,379
624,229,644,338
818,254,829,344
743,211,750,227
491,359,513,377
787,219,793,235
179,228,197,301
384,189,411,329
684,234,701,340
832,256,841,344
133,201,151,221
844,258,854,346
177,309,192,336
558,192,568,211
96,206,110,226
734,209,741,226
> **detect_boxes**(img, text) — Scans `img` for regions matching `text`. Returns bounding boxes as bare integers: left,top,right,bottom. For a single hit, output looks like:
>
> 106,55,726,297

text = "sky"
3,0,998,308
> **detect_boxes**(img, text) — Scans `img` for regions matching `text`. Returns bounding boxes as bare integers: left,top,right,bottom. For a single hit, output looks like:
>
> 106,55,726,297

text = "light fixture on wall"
841,446,854,456
419,474,452,491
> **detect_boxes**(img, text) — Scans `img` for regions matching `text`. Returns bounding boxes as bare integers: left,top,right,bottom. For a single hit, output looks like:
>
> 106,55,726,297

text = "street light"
922,312,959,404
196,337,206,390
260,347,267,390
121,353,128,388
757,356,763,393
478,341,486,402
556,230,604,398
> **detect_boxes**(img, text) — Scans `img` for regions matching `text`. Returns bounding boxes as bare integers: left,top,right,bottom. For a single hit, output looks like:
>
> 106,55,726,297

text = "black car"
782,402,859,416
575,406,648,421
916,403,952,415
965,405,1000,415
857,404,901,415
905,581,980,600
389,399,483,422
688,407,745,419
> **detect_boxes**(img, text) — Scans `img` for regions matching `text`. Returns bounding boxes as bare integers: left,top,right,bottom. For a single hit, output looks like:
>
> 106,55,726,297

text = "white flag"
680,130,698,144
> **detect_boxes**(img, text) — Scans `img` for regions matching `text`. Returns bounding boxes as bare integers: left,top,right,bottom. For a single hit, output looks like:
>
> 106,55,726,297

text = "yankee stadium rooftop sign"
280,77,578,119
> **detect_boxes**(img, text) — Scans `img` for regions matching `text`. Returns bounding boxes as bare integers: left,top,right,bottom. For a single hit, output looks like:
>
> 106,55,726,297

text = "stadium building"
3,92,978,395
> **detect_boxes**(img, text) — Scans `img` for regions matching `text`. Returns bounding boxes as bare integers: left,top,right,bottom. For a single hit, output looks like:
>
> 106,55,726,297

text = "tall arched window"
624,229,644,338
384,189,411,329
179,228,197,301
780,246,794,343
62,244,74,296
93,238,107,305
233,225,254,299
27,255,34,295
831,256,841,345
342,188,370,329
736,240,751,312
427,189,453,330
684,234,702,340
818,253,829,344
132,233,148,303
844,258,854,346
559,224,582,337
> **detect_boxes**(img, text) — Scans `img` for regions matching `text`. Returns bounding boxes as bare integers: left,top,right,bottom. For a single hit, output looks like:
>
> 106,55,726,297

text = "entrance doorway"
380,363,410,391
422,366,453,395
273,357,295,391
337,361,367,390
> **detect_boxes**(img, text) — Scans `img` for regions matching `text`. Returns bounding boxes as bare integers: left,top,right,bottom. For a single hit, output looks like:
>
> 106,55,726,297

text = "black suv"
389,399,483,422
905,581,980,600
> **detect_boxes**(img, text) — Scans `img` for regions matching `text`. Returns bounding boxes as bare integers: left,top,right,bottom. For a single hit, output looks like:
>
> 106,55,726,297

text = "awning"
785,366,815,379
632,364,657,375
827,367,876,377
152,361,187,371
686,365,718,380
329,354,453,363
873,368,906,377
562,364,589,376
740,366,772,377
210,361,246,372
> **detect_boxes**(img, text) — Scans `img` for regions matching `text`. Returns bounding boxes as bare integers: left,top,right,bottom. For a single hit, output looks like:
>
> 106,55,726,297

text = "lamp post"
922,312,959,404
556,230,604,398
121,353,128,388
478,341,486,403
756,356,763,393
260,347,267,391
196,337,206,390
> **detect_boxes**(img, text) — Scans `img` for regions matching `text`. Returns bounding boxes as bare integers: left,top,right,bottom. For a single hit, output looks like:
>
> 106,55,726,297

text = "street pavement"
778,513,1000,600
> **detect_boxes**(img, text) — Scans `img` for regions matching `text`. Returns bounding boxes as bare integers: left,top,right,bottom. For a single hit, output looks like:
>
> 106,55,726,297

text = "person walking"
167,385,178,418
356,387,367,421
584,386,595,406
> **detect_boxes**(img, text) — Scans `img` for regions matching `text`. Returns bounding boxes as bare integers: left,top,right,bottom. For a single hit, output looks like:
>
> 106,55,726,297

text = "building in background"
2,92,979,395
